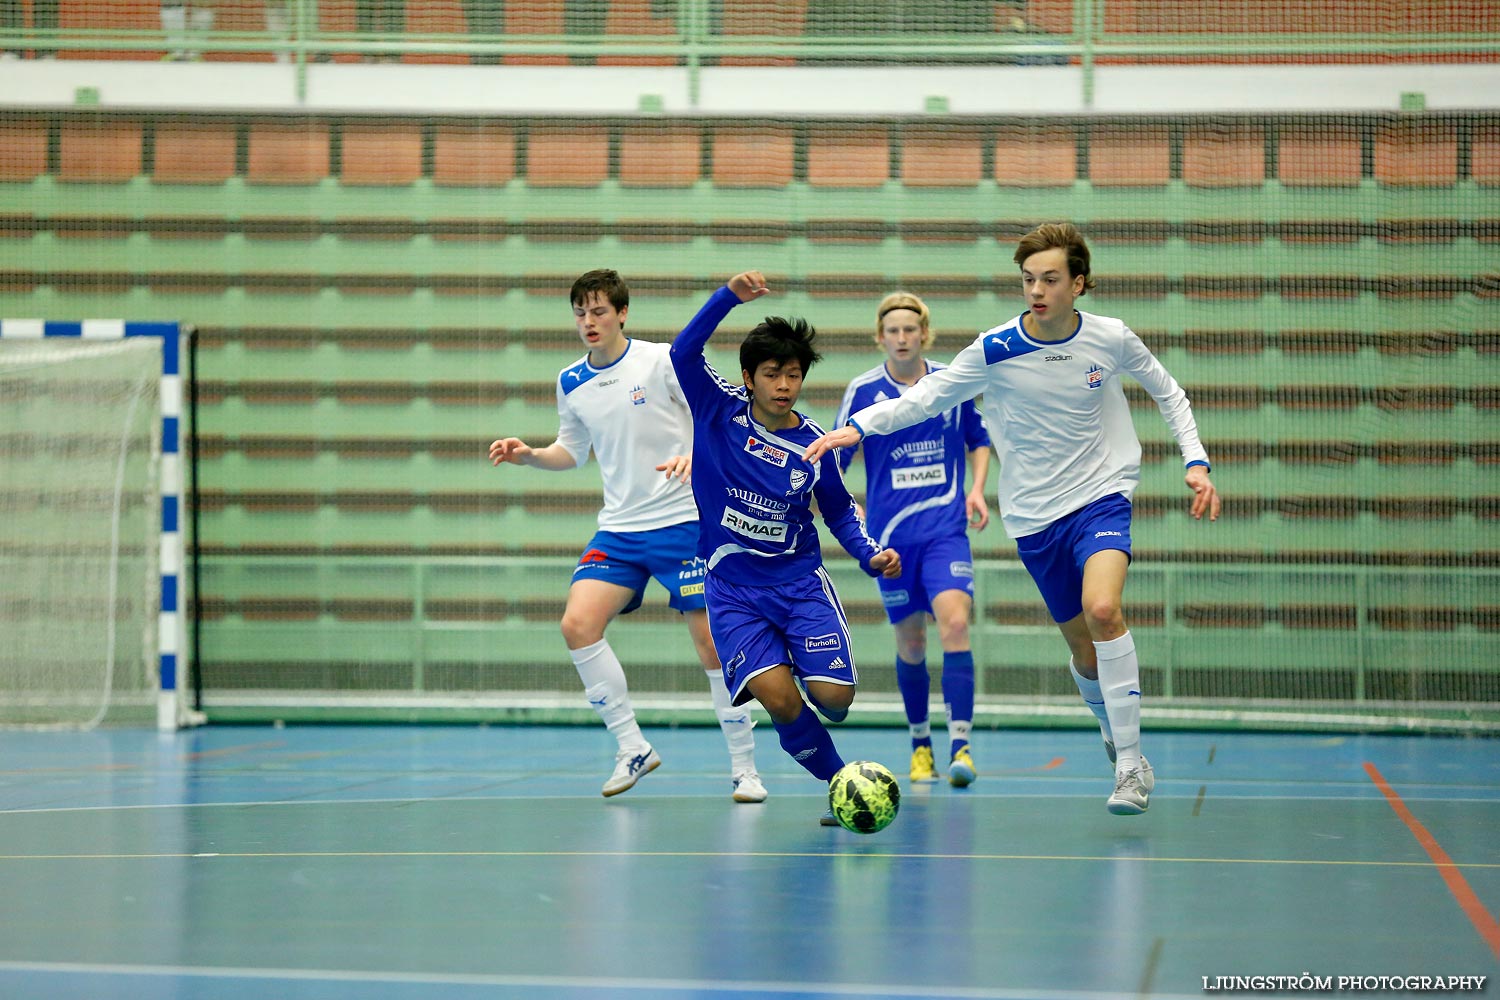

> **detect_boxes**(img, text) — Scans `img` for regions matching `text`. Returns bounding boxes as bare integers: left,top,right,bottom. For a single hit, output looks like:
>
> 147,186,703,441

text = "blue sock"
894,657,931,746
774,704,845,781
942,650,975,758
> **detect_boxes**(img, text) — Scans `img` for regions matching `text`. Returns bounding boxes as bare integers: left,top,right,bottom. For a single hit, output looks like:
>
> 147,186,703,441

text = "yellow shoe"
910,744,938,782
948,745,977,787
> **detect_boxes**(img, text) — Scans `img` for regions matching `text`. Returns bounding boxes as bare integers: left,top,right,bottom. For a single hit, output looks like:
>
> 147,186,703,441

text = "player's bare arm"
1186,466,1221,521
488,438,576,471
727,270,771,303
870,548,902,579
966,446,991,531
802,425,863,465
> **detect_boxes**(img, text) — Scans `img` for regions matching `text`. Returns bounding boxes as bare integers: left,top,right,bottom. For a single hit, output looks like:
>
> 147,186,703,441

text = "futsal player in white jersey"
835,292,992,787
805,224,1221,815
488,269,767,803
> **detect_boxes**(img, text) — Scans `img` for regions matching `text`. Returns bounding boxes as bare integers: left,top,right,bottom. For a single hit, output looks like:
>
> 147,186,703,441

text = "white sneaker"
601,745,660,797
1107,766,1151,815
1104,740,1154,794
731,770,768,803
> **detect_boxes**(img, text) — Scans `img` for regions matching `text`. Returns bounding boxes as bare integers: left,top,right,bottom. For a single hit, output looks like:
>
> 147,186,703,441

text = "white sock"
946,717,972,749
570,639,646,752
1095,632,1142,774
1069,657,1113,743
706,669,756,772
909,720,931,742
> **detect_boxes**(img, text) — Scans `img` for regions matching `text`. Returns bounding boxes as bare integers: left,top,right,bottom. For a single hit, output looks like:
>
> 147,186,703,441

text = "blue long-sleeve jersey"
669,286,885,587
835,361,991,550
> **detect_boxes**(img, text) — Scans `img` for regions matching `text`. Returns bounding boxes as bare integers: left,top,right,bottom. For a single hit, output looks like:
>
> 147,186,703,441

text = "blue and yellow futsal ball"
828,760,900,834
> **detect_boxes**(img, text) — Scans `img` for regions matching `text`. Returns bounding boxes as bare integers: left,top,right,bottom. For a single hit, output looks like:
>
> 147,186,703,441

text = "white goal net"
0,336,162,728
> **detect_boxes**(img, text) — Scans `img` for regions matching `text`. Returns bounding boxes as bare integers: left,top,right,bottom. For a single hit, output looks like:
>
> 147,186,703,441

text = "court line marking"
180,740,286,761
0,958,1205,999
2,787,1499,816
0,848,1496,868
1364,760,1500,958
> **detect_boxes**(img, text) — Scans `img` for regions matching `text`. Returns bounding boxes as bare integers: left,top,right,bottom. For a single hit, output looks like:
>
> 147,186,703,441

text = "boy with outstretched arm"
805,224,1220,815
669,271,902,826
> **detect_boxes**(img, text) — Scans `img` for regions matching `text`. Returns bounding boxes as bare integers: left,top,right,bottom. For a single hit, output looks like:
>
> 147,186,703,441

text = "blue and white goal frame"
0,319,193,731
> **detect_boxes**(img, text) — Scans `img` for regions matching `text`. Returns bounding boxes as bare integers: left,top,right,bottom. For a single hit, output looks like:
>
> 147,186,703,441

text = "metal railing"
2,0,1496,108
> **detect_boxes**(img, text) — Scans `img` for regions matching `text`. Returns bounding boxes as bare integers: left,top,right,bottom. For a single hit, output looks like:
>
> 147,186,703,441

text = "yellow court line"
1,849,1497,868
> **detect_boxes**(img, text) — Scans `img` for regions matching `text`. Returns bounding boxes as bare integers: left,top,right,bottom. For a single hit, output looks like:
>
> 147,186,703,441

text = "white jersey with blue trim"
669,287,885,587
835,361,991,549
848,310,1210,539
553,338,699,532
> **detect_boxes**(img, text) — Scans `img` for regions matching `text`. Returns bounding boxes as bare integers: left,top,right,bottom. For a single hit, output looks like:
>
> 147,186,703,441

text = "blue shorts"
571,523,707,614
877,532,975,624
705,567,858,707
1014,493,1133,623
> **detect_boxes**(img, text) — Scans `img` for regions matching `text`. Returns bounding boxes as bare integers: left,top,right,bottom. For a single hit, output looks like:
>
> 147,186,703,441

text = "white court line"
0,959,1203,1000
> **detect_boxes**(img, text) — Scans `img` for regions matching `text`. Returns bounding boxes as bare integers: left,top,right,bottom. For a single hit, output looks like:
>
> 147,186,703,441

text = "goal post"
0,319,198,731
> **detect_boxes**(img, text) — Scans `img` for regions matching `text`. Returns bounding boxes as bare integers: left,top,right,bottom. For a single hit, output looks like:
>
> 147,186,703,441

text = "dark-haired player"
489,268,767,803
669,271,901,826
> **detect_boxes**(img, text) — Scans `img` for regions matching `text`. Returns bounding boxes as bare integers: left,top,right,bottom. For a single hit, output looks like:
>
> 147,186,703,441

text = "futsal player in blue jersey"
488,269,768,804
806,224,1221,815
668,270,902,826
835,292,993,788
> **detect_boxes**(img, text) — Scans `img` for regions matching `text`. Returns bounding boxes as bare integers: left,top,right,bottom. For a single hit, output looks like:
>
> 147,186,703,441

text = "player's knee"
1081,598,1123,636
560,613,604,649
935,614,970,649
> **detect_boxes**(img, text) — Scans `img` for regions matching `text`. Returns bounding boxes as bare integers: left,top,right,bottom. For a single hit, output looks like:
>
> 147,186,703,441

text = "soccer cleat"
948,745,977,787
601,745,660,797
1107,767,1151,815
731,770,768,803
910,744,938,782
820,808,841,827
1103,740,1155,794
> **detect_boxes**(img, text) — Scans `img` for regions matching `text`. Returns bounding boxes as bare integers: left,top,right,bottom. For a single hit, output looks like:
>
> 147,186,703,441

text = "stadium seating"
2,106,1495,699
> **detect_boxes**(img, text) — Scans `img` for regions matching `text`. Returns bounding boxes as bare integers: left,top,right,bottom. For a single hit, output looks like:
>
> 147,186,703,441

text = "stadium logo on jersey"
1094,530,1122,538
787,469,808,495
805,633,842,652
722,508,788,542
892,463,947,490
949,561,973,578
745,436,789,467
630,384,647,405
1086,365,1104,389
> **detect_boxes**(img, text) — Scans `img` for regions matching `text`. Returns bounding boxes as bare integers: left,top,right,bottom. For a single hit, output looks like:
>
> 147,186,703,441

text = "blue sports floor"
0,724,1495,999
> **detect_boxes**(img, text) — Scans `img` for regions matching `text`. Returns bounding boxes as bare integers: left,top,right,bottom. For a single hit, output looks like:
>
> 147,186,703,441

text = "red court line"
1364,761,1500,958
